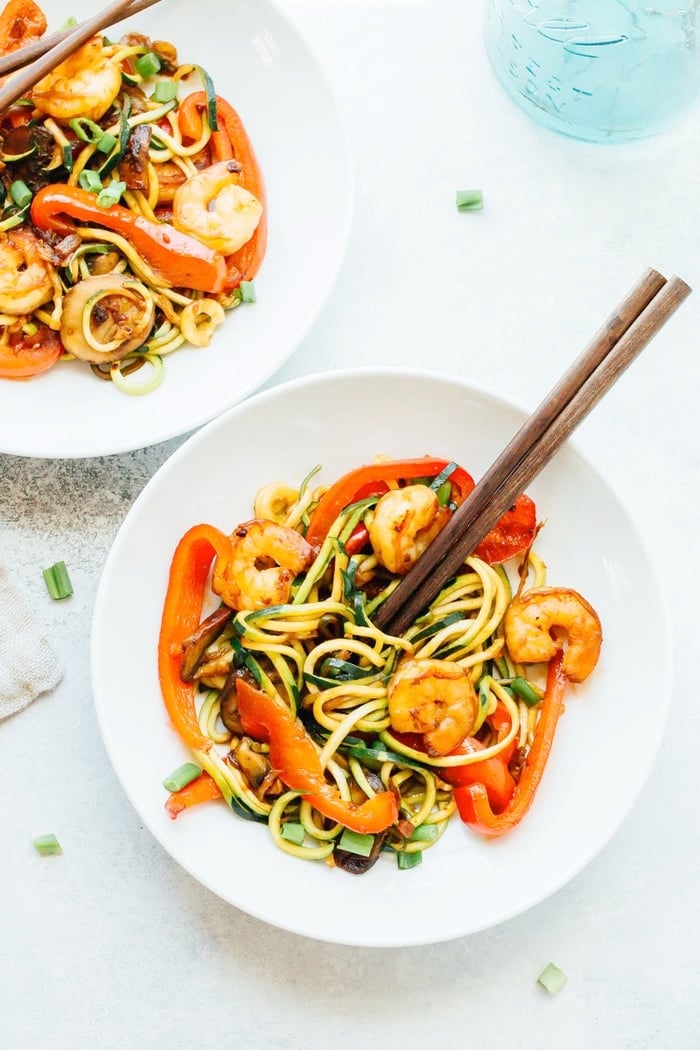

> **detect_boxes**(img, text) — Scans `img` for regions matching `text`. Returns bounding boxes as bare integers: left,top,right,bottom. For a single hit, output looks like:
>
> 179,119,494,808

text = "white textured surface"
1,0,699,1046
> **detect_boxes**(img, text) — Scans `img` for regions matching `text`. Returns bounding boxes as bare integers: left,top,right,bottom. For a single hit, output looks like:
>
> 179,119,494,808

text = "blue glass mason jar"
485,0,700,142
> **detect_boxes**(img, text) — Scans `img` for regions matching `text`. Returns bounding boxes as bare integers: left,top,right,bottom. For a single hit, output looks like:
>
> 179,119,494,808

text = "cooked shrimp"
369,485,450,575
388,657,478,756
504,587,602,682
212,519,315,611
172,160,263,254
32,36,122,122
0,228,55,315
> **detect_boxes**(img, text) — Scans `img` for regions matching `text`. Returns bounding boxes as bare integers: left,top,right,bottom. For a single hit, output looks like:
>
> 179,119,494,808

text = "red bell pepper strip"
158,523,233,752
0,322,62,378
472,494,537,565
344,523,370,555
178,92,267,285
440,702,516,814
455,652,567,836
165,770,222,819
30,185,228,294
305,458,476,549
235,678,398,834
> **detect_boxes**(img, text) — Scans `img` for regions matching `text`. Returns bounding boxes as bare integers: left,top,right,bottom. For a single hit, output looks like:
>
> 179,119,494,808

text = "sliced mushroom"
60,274,155,362
180,606,233,681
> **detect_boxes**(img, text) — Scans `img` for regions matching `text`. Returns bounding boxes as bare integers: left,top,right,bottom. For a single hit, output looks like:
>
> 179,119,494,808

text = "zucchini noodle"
160,457,604,876
0,14,265,390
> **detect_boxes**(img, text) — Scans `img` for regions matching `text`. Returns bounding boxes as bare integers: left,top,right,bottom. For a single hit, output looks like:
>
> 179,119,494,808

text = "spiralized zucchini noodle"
0,0,265,391
159,456,603,875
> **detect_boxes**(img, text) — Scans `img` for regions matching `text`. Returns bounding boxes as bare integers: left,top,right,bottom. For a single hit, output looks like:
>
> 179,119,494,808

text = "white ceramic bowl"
92,368,671,946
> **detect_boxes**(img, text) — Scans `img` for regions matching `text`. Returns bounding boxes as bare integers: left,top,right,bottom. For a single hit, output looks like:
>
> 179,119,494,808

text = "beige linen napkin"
0,561,63,719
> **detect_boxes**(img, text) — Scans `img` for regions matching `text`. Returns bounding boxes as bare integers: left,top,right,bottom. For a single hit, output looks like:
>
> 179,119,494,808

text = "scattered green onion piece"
239,280,256,303
69,117,104,143
409,824,439,842
78,169,103,193
61,144,74,173
135,51,161,78
9,179,32,209
338,829,374,857
537,962,567,995
429,461,457,491
456,189,484,212
61,16,77,28
96,132,117,154
162,762,202,792
511,676,542,707
96,181,126,208
42,561,73,601
152,80,179,103
280,822,306,845
33,833,63,856
22,322,38,336
397,849,423,870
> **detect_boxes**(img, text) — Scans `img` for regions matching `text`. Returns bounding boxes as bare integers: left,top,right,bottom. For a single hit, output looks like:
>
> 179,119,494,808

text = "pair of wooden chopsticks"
0,0,161,112
374,269,691,636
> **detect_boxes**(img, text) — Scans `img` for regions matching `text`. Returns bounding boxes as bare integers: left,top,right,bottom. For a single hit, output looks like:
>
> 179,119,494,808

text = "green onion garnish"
78,169,103,193
33,833,63,856
9,179,32,208
162,762,202,792
69,117,104,143
152,80,179,103
96,132,117,154
456,189,484,212
397,849,423,870
338,829,374,857
537,962,567,995
96,181,126,208
409,824,439,842
239,280,256,303
511,676,542,707
135,51,161,78
280,822,306,845
42,561,73,601
22,322,38,336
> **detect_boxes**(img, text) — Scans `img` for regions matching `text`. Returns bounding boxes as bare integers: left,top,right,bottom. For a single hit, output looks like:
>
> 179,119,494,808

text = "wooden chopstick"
374,271,691,636
0,0,160,79
0,0,162,113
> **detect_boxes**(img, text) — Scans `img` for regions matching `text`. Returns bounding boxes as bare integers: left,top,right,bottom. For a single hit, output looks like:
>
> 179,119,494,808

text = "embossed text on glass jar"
485,0,700,142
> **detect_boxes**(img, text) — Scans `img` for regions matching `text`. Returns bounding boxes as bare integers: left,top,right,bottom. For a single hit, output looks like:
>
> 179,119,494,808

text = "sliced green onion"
78,169,103,193
152,80,179,103
435,481,452,507
162,762,202,792
96,132,117,154
537,962,567,995
135,51,161,78
69,117,104,143
239,280,256,303
33,833,63,856
511,676,542,707
456,189,484,212
397,849,423,870
409,824,439,842
22,321,38,336
96,180,126,208
42,561,73,601
338,829,374,857
9,179,32,208
280,822,306,845
62,144,74,173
